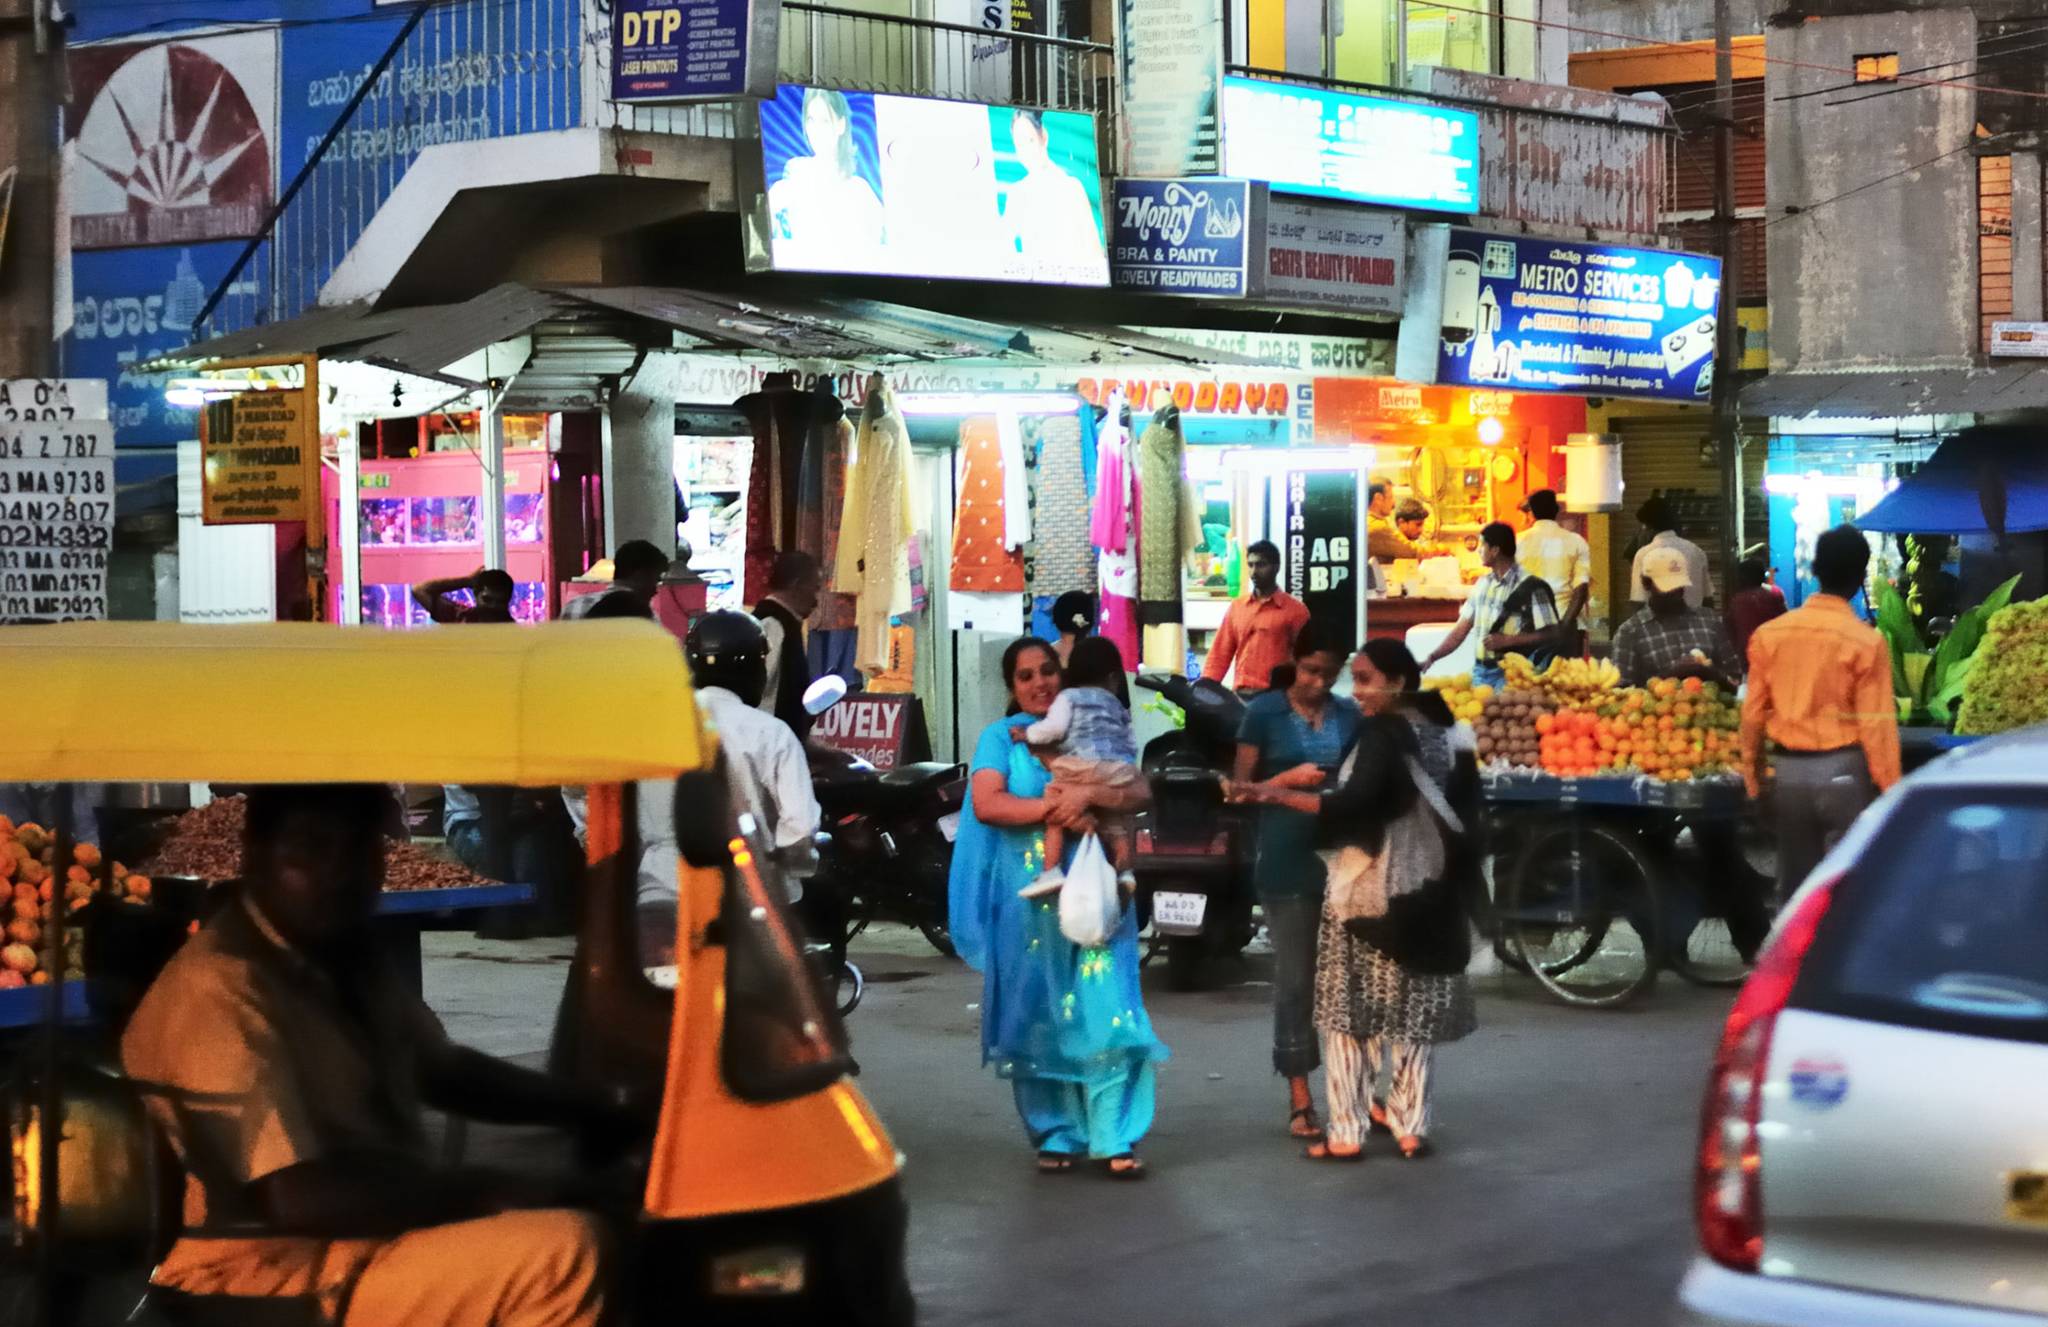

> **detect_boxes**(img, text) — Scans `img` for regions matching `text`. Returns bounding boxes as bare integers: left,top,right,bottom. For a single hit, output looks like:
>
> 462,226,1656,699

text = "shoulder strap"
1404,754,1463,837
1489,573,1552,637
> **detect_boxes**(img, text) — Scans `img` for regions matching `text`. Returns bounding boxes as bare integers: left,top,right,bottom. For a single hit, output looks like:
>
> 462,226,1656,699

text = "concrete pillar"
607,351,683,557
2014,153,2044,323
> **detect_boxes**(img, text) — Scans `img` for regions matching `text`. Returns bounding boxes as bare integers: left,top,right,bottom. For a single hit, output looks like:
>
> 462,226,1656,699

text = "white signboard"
1991,322,2048,358
0,379,108,422
1252,199,1405,317
0,403,113,622
1116,0,1223,178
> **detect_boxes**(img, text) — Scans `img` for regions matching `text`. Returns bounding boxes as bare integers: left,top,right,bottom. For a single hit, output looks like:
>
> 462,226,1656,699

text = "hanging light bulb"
1477,417,1506,446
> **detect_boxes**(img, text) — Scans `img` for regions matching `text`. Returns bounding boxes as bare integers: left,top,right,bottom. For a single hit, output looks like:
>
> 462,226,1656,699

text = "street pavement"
427,923,1732,1327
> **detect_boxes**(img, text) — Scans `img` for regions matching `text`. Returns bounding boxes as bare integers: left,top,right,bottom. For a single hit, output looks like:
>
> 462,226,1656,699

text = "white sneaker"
1018,869,1066,900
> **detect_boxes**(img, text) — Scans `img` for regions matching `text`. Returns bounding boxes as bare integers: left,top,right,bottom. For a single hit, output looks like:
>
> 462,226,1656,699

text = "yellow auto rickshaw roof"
0,620,707,785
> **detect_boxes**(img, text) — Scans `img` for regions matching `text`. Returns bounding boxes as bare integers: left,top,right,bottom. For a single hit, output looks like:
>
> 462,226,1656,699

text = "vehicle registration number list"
0,420,114,622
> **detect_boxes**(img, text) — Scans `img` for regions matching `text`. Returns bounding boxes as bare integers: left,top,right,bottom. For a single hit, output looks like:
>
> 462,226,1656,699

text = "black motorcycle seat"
878,761,963,796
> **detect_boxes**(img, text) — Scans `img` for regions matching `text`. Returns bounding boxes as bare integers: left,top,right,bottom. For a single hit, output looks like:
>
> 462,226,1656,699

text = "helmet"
686,610,768,707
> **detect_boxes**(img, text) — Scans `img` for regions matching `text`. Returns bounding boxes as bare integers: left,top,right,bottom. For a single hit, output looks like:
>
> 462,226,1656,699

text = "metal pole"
1712,0,1743,593
481,394,508,572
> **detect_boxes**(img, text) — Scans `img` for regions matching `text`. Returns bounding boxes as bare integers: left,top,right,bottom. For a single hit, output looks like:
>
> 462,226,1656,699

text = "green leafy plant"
1874,573,2021,727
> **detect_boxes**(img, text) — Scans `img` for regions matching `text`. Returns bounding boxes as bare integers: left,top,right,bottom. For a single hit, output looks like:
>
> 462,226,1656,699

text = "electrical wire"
1763,137,1978,228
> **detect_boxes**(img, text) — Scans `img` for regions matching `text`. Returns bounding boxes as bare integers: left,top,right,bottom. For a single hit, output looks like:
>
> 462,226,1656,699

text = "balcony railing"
780,3,1111,116
201,1,1112,339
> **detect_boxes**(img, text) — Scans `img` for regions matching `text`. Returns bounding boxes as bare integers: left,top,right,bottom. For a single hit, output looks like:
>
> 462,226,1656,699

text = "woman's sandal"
1367,1100,1390,1133
1302,1140,1365,1163
1101,1154,1148,1180
1037,1152,1079,1175
1288,1105,1325,1140
1396,1137,1433,1160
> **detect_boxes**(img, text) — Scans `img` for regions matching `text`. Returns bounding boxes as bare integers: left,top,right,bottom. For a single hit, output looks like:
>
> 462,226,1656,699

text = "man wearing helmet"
678,609,822,908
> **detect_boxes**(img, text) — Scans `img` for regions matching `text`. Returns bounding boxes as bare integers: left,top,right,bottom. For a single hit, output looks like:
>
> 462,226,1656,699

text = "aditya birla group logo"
67,30,279,251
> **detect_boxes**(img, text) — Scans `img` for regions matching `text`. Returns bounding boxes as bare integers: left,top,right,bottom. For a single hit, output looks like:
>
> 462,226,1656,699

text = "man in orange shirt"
1203,540,1311,695
1741,525,1902,901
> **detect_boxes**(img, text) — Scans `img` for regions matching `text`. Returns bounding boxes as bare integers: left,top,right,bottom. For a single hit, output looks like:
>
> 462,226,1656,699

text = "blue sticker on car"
1789,1056,1849,1109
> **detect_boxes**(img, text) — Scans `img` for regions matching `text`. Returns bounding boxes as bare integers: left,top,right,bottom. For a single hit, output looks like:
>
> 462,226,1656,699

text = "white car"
1678,730,2048,1326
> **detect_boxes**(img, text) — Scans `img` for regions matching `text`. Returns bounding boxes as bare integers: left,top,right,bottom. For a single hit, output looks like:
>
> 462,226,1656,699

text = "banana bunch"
1502,653,1620,702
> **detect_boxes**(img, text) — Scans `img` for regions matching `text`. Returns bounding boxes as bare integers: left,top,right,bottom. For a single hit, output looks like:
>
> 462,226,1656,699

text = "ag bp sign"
611,0,778,102
1219,75,1477,214
1437,231,1723,402
1110,178,1250,296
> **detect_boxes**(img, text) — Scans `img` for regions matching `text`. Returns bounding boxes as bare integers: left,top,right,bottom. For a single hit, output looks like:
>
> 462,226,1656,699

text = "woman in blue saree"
950,637,1169,1177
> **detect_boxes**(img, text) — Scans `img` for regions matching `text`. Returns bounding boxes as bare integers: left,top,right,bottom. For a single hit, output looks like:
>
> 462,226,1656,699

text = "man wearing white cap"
1611,546,1739,689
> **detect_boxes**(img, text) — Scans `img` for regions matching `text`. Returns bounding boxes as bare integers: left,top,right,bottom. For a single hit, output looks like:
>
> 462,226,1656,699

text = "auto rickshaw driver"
122,782,643,1327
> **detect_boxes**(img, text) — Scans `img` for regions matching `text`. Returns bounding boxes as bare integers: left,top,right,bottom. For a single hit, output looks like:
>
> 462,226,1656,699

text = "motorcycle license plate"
1152,891,1208,934
936,812,962,842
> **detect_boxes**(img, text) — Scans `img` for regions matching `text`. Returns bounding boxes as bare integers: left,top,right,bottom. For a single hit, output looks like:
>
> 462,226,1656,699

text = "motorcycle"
1130,672,1259,990
799,679,965,985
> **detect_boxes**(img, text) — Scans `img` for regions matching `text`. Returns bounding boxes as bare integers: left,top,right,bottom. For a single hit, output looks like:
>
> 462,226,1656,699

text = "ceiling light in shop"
1477,417,1505,446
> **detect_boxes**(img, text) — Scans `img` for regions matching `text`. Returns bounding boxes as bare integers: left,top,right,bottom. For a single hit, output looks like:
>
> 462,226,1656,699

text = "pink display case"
327,452,556,626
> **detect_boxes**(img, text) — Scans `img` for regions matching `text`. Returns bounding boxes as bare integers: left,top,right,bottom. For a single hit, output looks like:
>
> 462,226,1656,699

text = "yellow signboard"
199,359,320,527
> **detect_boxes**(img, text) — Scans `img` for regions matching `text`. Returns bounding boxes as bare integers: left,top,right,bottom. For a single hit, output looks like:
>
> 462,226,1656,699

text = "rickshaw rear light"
709,1245,807,1297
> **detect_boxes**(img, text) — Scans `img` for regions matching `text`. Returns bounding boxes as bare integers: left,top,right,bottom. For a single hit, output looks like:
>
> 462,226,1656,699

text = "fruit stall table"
0,880,536,1030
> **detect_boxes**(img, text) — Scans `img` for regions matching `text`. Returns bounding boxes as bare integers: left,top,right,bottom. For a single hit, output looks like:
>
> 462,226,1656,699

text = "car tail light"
1696,876,1837,1273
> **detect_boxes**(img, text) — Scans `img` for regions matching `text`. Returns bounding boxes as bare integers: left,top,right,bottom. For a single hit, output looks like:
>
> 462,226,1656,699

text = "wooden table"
1364,595,1466,642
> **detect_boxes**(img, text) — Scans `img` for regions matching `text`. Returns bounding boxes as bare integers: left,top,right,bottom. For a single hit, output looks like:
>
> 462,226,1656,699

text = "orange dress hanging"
950,415,1026,592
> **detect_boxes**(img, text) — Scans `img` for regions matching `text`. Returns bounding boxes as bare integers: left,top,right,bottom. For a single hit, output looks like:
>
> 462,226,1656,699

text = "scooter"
1130,673,1259,990
800,678,966,968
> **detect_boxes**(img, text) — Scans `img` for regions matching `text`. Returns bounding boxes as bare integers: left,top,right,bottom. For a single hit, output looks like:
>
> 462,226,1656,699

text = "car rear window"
1798,788,2048,1044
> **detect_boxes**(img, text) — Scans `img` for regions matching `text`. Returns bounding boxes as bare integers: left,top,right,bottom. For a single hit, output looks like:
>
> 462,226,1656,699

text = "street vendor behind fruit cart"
123,783,642,1327
1611,549,1741,690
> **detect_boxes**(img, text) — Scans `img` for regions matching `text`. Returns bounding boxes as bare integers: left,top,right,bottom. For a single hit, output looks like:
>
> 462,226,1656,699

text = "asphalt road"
425,925,1733,1327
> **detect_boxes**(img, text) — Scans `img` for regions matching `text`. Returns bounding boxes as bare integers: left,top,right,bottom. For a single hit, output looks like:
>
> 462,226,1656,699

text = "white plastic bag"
1058,833,1122,949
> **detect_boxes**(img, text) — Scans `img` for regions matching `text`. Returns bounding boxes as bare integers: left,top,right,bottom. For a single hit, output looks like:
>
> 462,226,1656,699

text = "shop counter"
1365,595,1466,641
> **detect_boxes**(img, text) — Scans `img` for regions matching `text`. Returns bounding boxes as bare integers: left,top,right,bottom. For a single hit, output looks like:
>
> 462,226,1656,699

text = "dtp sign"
610,0,779,103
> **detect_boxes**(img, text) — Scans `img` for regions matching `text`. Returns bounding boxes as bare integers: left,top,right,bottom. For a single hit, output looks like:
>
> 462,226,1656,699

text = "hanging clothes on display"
1090,394,1141,669
807,406,859,632
1135,404,1203,671
951,414,1028,593
735,373,844,605
1027,412,1097,597
835,374,916,676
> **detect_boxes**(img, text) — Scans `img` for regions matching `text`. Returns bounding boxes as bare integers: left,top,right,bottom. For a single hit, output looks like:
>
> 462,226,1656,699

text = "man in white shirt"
1516,488,1591,629
561,540,671,620
1630,496,1713,610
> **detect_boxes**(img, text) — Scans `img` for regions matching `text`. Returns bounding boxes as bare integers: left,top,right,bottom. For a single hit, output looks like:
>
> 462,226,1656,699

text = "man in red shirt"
1724,557,1786,664
1202,540,1310,694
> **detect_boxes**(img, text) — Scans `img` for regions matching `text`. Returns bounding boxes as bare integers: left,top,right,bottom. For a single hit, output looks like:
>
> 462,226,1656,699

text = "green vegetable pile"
1955,596,2048,735
1874,574,2019,727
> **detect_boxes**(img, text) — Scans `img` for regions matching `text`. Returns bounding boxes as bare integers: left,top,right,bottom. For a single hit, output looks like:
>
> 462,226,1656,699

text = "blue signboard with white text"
1219,75,1478,214
1436,230,1722,402
611,0,776,103
1109,178,1250,297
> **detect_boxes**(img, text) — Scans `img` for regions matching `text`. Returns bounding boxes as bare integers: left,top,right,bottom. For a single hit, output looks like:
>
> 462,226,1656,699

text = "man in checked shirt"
1611,547,1740,689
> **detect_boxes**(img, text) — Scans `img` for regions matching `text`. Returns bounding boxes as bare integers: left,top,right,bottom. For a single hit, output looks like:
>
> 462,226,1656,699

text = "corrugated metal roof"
1743,364,2048,420
355,284,580,378
155,283,1304,401
153,302,408,366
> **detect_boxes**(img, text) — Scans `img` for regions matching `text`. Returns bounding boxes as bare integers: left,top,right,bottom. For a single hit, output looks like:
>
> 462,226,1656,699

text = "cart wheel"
837,960,866,1016
1668,860,1775,989
1502,822,1661,1008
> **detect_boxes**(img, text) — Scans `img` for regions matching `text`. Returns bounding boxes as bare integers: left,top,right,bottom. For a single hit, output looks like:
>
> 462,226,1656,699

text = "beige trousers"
156,1209,604,1327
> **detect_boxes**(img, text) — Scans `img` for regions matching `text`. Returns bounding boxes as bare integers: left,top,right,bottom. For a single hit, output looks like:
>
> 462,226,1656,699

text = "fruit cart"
1432,658,1769,1008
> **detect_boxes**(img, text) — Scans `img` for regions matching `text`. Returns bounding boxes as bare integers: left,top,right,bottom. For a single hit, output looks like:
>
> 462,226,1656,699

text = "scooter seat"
878,761,962,797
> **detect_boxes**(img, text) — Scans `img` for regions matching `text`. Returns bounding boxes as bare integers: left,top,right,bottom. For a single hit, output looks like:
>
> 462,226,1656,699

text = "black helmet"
686,610,768,707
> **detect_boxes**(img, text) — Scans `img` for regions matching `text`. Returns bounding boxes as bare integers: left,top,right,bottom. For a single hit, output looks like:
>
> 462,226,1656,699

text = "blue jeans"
1012,1062,1157,1159
1263,895,1323,1077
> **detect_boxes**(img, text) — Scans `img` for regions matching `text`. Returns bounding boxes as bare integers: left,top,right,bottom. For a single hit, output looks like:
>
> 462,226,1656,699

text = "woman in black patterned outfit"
1238,639,1479,1161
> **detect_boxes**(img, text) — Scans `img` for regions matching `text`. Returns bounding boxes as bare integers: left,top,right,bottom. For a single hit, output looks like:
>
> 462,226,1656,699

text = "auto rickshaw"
0,619,913,1326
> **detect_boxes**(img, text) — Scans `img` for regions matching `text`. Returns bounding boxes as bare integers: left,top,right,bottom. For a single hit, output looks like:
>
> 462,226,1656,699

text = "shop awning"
1857,427,2048,535
1743,363,2048,420
152,283,1281,411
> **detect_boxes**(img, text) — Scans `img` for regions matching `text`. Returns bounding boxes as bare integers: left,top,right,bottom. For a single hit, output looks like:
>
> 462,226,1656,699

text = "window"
1801,792,2048,1044
1854,53,1900,83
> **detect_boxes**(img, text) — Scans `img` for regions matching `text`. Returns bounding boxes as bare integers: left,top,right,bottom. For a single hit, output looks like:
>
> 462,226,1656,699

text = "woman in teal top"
949,637,1168,1178
1231,626,1360,1141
